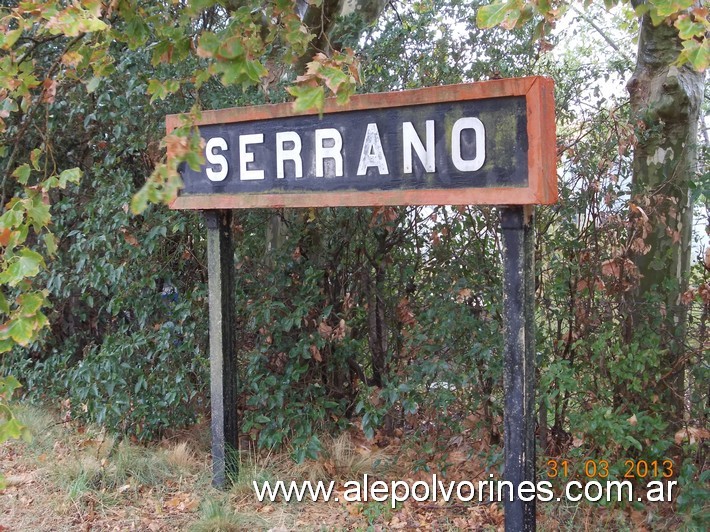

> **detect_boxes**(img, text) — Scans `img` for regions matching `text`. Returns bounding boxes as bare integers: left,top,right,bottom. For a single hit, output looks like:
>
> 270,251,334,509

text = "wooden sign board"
168,76,556,210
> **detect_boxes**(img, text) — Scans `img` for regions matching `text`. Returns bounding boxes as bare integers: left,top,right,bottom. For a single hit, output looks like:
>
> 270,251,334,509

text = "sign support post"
500,206,536,531
205,210,239,488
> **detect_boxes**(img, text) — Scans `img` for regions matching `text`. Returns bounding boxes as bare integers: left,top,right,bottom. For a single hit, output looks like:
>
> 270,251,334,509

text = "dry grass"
1,403,692,531
290,432,392,483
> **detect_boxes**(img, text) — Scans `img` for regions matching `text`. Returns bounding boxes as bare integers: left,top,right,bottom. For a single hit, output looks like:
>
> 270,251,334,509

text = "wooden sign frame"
167,76,556,210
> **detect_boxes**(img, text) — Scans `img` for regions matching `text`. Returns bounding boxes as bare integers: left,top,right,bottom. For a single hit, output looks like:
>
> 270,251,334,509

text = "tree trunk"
626,9,704,426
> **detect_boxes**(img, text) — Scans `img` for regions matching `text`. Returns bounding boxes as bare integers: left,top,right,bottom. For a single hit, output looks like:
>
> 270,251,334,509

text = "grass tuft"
291,432,391,483
190,498,273,532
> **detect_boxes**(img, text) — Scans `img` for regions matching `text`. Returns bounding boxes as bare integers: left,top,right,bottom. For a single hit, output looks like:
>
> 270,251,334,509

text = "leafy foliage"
0,4,706,524
477,0,709,71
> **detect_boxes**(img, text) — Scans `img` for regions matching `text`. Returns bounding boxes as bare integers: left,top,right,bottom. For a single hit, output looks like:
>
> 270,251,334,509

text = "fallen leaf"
674,426,710,445
309,344,322,362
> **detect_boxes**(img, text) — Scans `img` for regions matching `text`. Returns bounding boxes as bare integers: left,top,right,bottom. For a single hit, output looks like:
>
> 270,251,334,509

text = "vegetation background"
0,0,707,529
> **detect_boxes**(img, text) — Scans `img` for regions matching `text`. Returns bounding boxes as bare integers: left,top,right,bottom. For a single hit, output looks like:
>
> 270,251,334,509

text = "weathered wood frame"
167,76,556,210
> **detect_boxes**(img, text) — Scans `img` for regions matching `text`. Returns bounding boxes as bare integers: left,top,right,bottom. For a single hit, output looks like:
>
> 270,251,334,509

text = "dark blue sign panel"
169,77,556,209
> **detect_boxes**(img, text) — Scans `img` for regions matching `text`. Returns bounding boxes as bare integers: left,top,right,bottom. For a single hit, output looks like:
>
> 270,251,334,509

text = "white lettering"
239,133,264,180
315,128,343,177
403,120,435,173
518,481,536,502
391,481,410,508
451,117,485,172
567,481,583,502
370,480,388,502
411,480,430,502
357,123,388,175
646,481,665,502
205,137,228,182
276,131,303,179
343,481,361,502
456,481,475,502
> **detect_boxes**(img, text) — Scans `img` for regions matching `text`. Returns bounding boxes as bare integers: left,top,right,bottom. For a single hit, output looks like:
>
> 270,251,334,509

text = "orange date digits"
546,459,569,478
623,459,674,478
584,459,609,478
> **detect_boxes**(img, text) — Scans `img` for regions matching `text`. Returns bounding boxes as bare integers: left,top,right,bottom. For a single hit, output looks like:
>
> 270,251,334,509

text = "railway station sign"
168,76,556,210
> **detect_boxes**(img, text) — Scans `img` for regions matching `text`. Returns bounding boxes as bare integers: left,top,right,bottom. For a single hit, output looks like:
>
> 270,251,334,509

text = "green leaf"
679,38,709,72
1,27,23,50
217,36,245,60
243,59,267,83
18,292,45,317
0,339,14,354
30,148,42,170
131,186,149,214
86,76,100,93
0,249,44,286
0,417,24,442
58,167,82,188
43,232,57,256
27,194,51,228
625,435,643,451
0,291,9,315
477,0,521,29
0,375,21,397
287,85,325,114
147,79,180,102
649,0,694,19
12,164,31,185
675,15,706,40
5,317,33,345
197,31,221,58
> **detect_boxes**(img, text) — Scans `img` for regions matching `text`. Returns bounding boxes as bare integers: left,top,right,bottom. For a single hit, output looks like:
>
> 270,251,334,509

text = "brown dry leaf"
323,459,337,477
61,51,83,67
681,290,695,305
396,298,416,327
674,426,710,445
456,288,472,303
333,318,347,340
164,134,190,158
572,434,584,448
343,292,353,313
629,202,649,222
164,492,199,512
699,283,710,304
627,414,638,426
0,227,12,247
318,321,333,339
123,232,139,247
42,79,57,104
310,344,322,363
389,514,407,529
347,503,362,516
